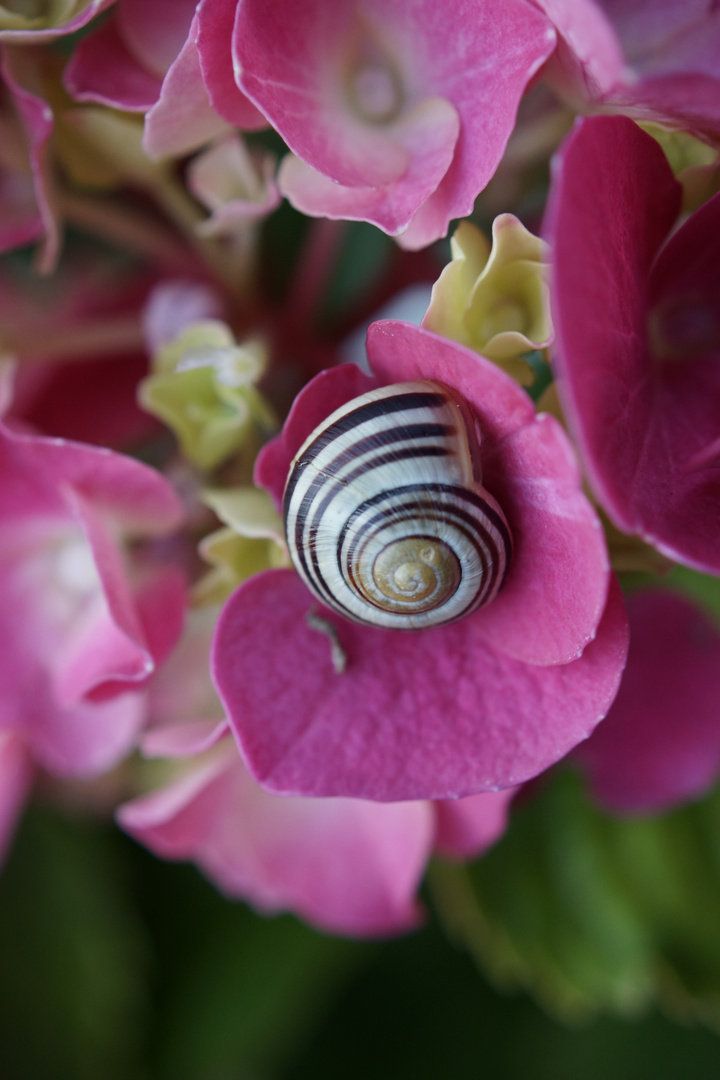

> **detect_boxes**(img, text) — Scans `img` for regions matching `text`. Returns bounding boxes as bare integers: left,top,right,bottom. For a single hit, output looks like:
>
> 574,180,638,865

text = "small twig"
3,315,145,362
58,190,194,272
305,609,348,674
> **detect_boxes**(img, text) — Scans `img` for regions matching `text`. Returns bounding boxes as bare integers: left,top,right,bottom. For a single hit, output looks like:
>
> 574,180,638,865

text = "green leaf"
0,807,150,1080
429,771,720,1025
151,893,367,1080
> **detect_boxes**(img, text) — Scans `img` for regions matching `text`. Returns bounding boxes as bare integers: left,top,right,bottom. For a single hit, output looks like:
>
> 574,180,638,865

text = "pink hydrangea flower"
575,589,720,815
118,611,514,937
65,0,265,159
120,733,517,936
0,396,185,787
537,0,720,133
544,115,720,573
220,0,556,248
211,321,628,802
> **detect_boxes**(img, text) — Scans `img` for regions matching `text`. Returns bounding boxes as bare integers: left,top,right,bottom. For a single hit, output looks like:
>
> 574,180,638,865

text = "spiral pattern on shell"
283,381,513,630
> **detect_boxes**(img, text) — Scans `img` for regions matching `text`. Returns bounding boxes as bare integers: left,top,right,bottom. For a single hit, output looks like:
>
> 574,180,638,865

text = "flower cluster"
0,0,719,949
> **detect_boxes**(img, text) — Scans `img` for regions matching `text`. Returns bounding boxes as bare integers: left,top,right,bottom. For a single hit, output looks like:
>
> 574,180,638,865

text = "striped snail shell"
283,380,512,630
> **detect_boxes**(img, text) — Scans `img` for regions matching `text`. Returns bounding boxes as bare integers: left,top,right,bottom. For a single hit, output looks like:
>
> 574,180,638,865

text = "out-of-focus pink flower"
65,0,265,158
186,134,281,238
0,399,185,783
220,0,555,249
537,0,720,134
0,47,58,272
211,321,628,803
121,732,434,937
575,589,720,815
4,257,191,450
120,734,518,936
545,115,720,574
434,789,516,860
119,609,514,937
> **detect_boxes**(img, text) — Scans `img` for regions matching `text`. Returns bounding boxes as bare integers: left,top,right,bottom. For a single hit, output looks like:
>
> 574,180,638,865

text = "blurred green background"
3,788,720,1080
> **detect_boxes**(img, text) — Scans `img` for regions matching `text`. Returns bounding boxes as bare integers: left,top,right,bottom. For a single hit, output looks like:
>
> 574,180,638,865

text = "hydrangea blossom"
211,321,628,802
0,380,185,842
537,0,720,133
220,0,556,248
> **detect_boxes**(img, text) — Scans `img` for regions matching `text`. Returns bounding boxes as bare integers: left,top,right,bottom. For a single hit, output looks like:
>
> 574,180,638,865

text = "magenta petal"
212,570,628,802
545,115,680,537
195,0,267,130
433,788,515,860
367,321,535,442
546,116,720,573
119,744,433,937
233,0,410,189
117,0,197,78
278,96,460,235
143,16,230,160
534,0,626,99
63,18,162,111
575,590,720,815
84,567,187,704
472,415,609,664
33,690,145,779
140,719,229,758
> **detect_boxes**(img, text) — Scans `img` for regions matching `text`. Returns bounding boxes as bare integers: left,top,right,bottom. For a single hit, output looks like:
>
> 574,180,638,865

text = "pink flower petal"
540,0,720,132
278,96,460,235
33,689,146,778
140,719,230,758
533,0,627,99
195,0,268,130
212,570,627,801
5,427,183,534
433,788,515,859
117,0,197,79
64,18,163,112
0,418,184,778
143,15,230,159
575,589,720,815
86,566,188,703
119,742,433,936
545,115,720,573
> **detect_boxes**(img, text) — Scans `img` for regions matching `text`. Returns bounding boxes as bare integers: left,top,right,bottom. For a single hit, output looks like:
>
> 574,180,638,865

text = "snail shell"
283,380,512,630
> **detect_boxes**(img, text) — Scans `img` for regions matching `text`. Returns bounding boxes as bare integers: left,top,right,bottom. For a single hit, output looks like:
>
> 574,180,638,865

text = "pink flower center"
349,61,403,124
344,27,404,125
